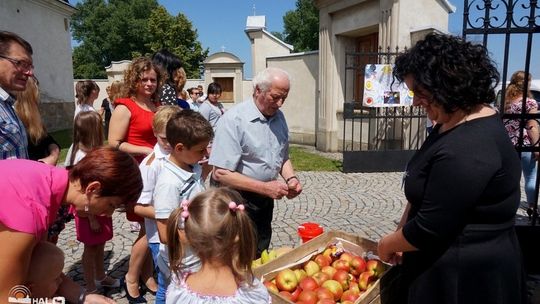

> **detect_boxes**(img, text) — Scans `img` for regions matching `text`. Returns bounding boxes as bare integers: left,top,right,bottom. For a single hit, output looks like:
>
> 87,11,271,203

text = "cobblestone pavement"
58,170,530,303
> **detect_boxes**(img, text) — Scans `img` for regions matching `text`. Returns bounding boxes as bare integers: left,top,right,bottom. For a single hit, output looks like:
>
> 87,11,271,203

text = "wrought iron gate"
342,47,427,172
462,0,540,281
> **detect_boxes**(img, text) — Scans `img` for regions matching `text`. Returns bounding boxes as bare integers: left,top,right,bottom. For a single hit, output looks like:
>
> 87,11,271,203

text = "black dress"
399,114,526,304
27,133,59,162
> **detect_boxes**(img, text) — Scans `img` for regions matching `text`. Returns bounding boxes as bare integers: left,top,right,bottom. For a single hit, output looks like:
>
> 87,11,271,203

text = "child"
198,82,225,131
65,111,119,292
165,187,270,303
133,105,182,304
153,109,214,296
26,242,64,299
74,80,99,117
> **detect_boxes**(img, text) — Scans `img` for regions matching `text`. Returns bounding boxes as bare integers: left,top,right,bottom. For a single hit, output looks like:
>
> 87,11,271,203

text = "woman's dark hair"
152,49,182,83
207,82,222,95
393,33,500,113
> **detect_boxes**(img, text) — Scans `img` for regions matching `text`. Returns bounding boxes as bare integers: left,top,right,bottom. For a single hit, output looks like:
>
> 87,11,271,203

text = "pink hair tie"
228,201,245,212
181,199,190,219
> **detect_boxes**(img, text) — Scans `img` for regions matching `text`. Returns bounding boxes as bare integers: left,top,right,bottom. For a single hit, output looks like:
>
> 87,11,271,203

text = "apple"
304,260,321,276
314,254,332,268
332,269,352,290
263,280,279,294
312,271,331,286
297,290,318,304
341,290,360,302
332,259,350,272
291,287,302,302
300,276,319,291
316,299,336,304
279,290,293,301
341,301,355,304
349,255,367,276
339,252,354,263
348,283,361,295
321,280,343,301
275,269,298,292
366,259,386,277
321,265,337,278
294,269,308,282
315,287,334,301
358,270,376,291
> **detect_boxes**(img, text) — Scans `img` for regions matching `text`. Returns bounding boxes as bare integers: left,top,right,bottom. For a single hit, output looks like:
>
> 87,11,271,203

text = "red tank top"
115,98,157,163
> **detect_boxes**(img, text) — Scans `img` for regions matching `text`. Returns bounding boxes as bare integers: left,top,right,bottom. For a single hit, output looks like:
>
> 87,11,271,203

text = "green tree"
146,6,208,78
280,0,319,52
71,0,207,79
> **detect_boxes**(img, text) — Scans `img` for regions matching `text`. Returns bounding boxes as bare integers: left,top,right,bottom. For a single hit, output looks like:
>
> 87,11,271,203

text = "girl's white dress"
166,271,271,304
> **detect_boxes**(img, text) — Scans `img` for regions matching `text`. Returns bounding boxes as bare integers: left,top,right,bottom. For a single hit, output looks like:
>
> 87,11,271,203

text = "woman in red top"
108,57,162,302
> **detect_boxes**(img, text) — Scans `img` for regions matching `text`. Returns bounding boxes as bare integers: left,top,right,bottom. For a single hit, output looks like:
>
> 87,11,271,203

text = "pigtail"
167,207,185,279
232,207,257,286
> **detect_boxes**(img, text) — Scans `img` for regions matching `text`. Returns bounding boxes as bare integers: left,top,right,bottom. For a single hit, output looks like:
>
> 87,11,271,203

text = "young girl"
74,80,99,117
65,111,119,292
198,82,224,131
166,187,270,303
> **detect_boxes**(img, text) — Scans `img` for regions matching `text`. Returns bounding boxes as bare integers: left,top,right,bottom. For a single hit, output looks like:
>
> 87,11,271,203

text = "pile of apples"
263,245,386,304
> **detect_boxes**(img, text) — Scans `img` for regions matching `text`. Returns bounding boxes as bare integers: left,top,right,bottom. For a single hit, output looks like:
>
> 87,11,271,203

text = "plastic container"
297,222,324,243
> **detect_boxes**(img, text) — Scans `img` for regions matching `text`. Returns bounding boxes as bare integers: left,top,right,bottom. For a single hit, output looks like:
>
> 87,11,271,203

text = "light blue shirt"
198,100,224,132
0,86,28,159
208,98,289,182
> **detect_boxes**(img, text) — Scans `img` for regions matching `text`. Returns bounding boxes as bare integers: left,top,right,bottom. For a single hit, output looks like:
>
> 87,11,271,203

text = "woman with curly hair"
108,57,162,302
378,33,526,303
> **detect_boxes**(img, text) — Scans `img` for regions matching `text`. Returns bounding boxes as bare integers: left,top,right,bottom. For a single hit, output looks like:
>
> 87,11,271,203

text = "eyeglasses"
0,55,34,72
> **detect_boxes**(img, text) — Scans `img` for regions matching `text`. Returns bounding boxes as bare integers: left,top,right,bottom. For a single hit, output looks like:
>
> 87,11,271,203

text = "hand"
264,180,289,199
286,178,303,199
84,294,116,304
377,236,396,264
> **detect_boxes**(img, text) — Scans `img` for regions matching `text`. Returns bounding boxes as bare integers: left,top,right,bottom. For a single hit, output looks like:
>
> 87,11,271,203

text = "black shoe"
121,277,147,304
139,279,157,296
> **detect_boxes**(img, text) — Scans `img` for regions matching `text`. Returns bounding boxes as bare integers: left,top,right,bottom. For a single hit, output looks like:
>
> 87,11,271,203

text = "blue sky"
71,0,538,79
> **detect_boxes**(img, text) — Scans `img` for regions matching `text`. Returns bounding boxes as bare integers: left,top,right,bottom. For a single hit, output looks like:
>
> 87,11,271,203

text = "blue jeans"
148,243,166,304
521,152,538,206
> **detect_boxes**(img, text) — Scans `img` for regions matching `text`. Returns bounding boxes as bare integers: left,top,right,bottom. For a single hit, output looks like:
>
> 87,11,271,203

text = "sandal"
95,275,120,289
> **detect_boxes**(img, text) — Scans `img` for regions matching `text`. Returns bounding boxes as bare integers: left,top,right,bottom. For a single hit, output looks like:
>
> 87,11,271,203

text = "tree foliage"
281,0,319,52
71,0,207,79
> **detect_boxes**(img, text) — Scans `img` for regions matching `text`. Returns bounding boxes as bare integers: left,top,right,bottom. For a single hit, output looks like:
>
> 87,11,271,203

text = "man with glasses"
0,31,34,160
186,87,201,110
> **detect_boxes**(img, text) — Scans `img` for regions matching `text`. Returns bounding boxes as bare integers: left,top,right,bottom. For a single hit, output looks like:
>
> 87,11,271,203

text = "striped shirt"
0,86,28,159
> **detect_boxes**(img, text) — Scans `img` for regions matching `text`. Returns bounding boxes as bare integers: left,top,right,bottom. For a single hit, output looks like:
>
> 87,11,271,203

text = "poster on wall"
363,64,414,107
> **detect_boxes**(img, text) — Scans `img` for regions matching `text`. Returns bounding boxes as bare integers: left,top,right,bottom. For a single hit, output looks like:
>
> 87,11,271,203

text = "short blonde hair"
153,105,182,133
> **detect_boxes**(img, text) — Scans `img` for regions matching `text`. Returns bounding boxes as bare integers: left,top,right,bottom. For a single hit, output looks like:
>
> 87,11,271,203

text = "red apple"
332,269,352,290
339,252,354,263
263,280,279,294
358,270,376,291
304,260,321,276
312,271,331,286
299,277,319,291
297,290,318,304
321,280,343,301
316,299,336,304
279,290,293,301
315,287,334,301
341,301,355,304
314,254,332,268
294,269,308,282
349,255,367,276
332,259,350,272
366,259,386,277
341,290,360,302
321,265,337,278
348,283,361,295
291,287,302,301
275,269,298,292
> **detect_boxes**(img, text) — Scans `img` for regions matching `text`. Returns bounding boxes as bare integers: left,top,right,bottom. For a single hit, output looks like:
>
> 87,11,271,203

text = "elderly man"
0,31,33,159
209,67,303,255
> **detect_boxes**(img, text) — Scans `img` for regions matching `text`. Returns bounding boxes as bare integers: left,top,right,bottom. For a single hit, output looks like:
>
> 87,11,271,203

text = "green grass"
50,130,342,172
289,146,342,172
50,129,72,165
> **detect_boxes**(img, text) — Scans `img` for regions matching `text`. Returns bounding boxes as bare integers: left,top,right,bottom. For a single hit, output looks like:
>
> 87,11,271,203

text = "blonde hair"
69,111,104,166
153,105,182,133
14,77,47,145
167,187,257,286
505,71,533,111
123,57,163,102
174,67,187,93
108,80,125,106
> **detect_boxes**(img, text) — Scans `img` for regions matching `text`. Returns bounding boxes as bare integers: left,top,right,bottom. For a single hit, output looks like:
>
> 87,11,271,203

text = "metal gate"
462,0,540,280
342,47,427,172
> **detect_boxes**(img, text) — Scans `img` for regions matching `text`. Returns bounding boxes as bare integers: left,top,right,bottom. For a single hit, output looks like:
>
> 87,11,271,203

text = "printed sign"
363,64,414,107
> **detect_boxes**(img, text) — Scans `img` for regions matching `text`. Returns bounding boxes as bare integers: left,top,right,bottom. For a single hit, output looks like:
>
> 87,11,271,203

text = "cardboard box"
253,231,389,304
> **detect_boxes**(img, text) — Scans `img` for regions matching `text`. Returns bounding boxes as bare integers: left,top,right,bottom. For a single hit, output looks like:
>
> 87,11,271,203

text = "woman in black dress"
378,33,526,304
